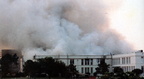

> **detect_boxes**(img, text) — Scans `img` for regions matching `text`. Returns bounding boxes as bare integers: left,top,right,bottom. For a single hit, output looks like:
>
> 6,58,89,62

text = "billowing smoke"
0,0,133,59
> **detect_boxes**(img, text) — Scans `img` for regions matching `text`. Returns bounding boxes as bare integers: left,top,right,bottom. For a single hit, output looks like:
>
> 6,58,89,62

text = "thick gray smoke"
0,0,133,59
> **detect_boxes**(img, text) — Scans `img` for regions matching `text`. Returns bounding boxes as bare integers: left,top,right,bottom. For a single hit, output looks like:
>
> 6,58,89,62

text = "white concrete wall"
112,51,144,72
34,50,144,74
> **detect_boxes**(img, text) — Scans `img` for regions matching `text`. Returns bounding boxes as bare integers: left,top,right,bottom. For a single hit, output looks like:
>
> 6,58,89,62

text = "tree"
38,57,67,77
132,69,143,76
66,64,78,78
94,58,109,75
1,53,19,77
37,57,57,77
23,57,67,77
113,67,123,74
53,60,67,77
23,60,40,77
0,59,1,77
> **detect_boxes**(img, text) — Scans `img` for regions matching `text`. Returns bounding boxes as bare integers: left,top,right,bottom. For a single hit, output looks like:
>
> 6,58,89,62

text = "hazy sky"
108,0,144,50
0,0,143,58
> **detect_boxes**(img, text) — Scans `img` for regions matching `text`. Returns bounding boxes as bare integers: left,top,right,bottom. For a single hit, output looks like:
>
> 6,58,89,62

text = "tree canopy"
132,69,143,76
1,53,19,77
94,58,109,76
113,67,123,74
23,57,67,77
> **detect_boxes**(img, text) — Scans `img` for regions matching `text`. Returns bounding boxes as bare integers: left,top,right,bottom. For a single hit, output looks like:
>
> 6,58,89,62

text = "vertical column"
125,57,127,64
83,67,85,74
83,59,85,65
120,58,122,64
19,57,23,72
109,54,113,72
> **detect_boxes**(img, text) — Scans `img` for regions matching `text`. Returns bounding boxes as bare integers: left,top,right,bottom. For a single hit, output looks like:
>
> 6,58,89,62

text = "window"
90,59,93,65
122,58,125,64
85,67,89,73
85,59,89,65
126,57,128,64
128,57,131,64
70,59,74,65
81,59,84,65
118,58,120,64
122,58,124,64
81,67,84,73
97,59,100,63
91,67,93,73
81,59,93,65
114,58,120,65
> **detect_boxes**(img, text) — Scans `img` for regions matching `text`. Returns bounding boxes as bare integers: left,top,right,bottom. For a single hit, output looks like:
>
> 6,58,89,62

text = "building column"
19,57,23,72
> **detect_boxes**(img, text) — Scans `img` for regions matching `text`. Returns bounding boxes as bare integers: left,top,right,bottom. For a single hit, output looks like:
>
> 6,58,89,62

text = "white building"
112,50,144,72
34,55,111,76
34,50,144,75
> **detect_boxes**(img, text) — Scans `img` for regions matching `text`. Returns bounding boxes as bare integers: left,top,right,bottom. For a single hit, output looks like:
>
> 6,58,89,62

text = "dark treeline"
0,54,78,78
1,53,144,79
1,53,19,77
23,57,78,78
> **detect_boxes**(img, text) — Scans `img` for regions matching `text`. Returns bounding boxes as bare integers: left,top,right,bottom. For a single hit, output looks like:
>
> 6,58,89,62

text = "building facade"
0,50,23,74
1,49,143,76
34,55,111,75
112,50,144,72
34,50,144,75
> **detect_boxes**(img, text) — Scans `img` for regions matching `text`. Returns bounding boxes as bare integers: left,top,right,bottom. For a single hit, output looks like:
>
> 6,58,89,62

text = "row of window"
81,59,93,65
70,57,131,65
122,57,131,64
81,67,93,73
70,59,94,65
113,57,131,65
113,58,120,65
121,66,135,72
70,59,74,64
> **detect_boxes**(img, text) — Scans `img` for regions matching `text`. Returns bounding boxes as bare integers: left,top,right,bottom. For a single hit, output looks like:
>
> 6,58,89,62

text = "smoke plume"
0,0,133,59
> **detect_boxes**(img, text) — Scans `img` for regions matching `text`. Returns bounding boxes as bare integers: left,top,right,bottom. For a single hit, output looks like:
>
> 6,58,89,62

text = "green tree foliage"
113,67,123,74
66,64,78,77
23,60,39,77
132,69,143,76
100,68,144,79
23,57,67,77
67,64,78,73
1,53,19,77
101,71,144,79
95,58,109,75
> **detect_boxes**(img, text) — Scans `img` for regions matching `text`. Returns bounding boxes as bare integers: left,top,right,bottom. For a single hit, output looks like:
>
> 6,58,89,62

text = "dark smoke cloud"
0,0,133,59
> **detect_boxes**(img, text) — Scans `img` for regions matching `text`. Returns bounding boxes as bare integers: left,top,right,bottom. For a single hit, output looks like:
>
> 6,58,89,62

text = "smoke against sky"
0,0,134,59
109,0,144,50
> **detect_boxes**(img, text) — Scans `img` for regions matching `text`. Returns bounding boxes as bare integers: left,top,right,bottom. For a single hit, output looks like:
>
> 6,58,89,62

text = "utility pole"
67,54,69,66
110,53,113,72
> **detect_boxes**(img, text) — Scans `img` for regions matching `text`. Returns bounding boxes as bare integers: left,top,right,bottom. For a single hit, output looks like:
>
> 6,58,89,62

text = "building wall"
112,50,144,72
34,50,144,74
1,49,144,76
